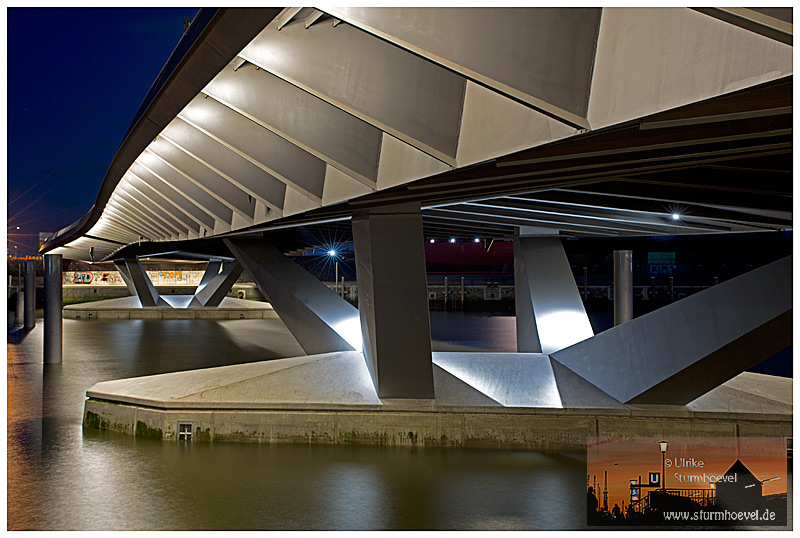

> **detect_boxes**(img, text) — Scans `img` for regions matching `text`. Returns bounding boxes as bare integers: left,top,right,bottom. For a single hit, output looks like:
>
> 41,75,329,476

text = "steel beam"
136,154,235,225
161,118,287,212
116,186,188,236
147,137,256,221
352,202,435,399
514,234,594,354
104,203,162,241
123,179,201,236
324,7,600,127
203,69,381,188
178,95,327,202
240,16,465,163
129,163,216,229
106,198,162,236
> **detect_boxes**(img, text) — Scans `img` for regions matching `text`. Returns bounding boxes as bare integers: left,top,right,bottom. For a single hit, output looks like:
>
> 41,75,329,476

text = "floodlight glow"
429,239,435,244
671,213,681,220
328,249,336,257
474,238,480,243
332,315,364,352
449,238,456,243
535,309,594,353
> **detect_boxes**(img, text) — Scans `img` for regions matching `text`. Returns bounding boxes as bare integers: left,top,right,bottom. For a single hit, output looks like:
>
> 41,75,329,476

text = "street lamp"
328,249,340,296
659,440,669,491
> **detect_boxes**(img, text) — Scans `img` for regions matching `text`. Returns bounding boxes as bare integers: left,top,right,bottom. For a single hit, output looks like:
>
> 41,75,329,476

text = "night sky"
7,7,199,256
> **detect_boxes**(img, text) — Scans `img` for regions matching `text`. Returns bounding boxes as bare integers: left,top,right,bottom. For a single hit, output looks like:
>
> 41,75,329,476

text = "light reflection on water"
8,315,586,530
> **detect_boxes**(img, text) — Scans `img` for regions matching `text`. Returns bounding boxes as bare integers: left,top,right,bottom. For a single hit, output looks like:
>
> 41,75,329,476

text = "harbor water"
7,314,588,530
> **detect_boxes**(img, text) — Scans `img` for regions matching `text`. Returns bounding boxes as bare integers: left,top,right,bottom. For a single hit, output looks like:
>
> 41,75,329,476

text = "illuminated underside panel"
39,7,791,261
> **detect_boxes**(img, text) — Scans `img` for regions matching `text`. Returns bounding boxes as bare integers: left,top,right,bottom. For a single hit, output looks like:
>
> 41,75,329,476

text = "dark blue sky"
8,7,199,255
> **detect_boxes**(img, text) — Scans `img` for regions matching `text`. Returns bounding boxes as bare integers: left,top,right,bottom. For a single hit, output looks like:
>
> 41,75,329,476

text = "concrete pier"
63,296,276,320
83,350,791,449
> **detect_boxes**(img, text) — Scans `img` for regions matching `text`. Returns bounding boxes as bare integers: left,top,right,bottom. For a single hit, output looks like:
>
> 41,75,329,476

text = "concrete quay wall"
64,308,280,320
83,399,791,450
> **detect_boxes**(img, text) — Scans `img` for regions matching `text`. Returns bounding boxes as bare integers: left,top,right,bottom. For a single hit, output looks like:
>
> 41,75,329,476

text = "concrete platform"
64,296,277,320
84,349,791,449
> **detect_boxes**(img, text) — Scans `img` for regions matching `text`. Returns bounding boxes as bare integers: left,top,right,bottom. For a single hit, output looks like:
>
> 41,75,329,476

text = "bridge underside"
37,7,791,413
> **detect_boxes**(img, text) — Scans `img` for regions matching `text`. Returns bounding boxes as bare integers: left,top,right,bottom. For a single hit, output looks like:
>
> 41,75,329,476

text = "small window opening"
178,422,193,441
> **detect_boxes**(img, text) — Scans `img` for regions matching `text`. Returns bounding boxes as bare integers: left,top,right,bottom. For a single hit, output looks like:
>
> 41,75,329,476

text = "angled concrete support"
189,260,243,308
43,254,62,364
24,260,35,330
115,258,170,307
514,233,594,354
113,259,137,296
551,256,792,405
352,202,435,399
225,237,360,354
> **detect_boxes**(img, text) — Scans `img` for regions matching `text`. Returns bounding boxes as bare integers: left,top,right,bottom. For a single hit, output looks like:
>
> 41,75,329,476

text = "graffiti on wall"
63,271,204,286
66,271,124,285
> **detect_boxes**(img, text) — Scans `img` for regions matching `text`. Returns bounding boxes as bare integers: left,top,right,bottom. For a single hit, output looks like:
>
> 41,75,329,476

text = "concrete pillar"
15,290,24,325
24,260,35,330
352,202,435,399
583,266,588,300
514,232,594,354
460,276,465,310
613,250,633,326
43,254,62,364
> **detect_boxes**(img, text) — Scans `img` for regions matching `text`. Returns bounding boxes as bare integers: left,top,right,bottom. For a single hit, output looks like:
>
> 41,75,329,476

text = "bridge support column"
189,260,243,308
114,258,169,307
15,264,24,324
225,237,360,354
614,250,633,326
113,259,137,297
514,231,594,354
24,260,36,330
43,254,62,364
352,202,435,399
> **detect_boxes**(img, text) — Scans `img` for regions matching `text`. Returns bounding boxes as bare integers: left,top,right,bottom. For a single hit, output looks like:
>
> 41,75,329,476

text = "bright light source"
474,238,480,243
429,239,435,244
671,213,681,220
328,249,336,257
449,238,456,243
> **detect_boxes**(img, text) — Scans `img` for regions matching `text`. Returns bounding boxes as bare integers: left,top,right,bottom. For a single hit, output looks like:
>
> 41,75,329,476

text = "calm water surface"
8,314,587,530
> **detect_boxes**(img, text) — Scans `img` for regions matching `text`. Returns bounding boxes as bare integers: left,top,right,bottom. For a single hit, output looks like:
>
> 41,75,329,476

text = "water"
7,314,587,530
